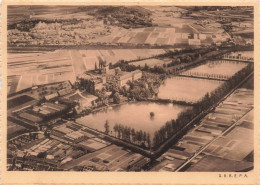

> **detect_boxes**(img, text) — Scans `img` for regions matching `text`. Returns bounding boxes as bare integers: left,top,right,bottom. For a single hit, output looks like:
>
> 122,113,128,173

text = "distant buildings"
14,101,70,127
7,81,76,131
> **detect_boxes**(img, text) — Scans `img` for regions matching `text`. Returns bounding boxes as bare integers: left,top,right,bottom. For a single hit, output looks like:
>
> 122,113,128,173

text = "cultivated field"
7,49,167,94
78,49,167,69
97,25,229,47
7,50,75,94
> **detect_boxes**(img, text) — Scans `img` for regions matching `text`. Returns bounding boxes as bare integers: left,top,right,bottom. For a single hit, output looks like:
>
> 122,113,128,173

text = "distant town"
7,6,254,172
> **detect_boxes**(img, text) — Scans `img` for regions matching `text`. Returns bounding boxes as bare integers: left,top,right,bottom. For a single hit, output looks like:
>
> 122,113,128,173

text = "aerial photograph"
7,5,254,172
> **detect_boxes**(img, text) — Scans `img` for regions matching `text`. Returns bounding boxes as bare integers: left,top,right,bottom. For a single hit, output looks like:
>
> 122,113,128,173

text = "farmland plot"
7,50,76,94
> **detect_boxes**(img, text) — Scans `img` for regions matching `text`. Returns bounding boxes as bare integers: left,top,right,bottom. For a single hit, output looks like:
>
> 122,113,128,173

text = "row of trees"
103,121,152,148
114,60,141,72
114,123,152,148
152,108,198,147
104,120,151,148
158,46,215,59
184,71,230,80
113,47,214,75
196,63,253,113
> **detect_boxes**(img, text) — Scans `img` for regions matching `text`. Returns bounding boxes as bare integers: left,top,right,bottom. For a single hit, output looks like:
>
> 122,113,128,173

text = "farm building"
79,73,106,94
118,72,133,87
118,70,143,87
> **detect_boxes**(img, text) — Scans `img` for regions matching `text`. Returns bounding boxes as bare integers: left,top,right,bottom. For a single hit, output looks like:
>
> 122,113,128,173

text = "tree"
136,131,141,144
104,120,110,134
95,62,98,70
153,131,160,147
144,63,149,71
113,92,121,104
121,86,127,96
117,124,123,138
165,121,173,138
109,62,113,69
131,128,136,143
126,127,131,141
147,133,151,149
143,131,147,144
158,125,166,142
122,126,128,140
139,130,144,144
172,119,178,131
113,123,119,137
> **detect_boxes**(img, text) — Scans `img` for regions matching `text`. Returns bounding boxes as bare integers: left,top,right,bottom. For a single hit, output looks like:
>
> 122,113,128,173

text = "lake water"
182,60,248,78
223,51,253,62
76,102,191,138
158,77,223,103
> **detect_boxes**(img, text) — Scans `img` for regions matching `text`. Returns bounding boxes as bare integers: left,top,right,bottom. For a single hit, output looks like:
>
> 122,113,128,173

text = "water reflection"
158,77,223,102
77,102,191,138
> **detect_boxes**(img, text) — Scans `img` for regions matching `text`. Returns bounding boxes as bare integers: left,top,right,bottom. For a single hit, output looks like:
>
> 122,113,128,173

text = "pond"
157,76,223,103
223,51,253,62
182,60,248,79
76,102,191,138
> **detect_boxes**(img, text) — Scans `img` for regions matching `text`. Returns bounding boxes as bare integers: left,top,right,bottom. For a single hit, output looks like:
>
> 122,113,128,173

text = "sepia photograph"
2,2,257,179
